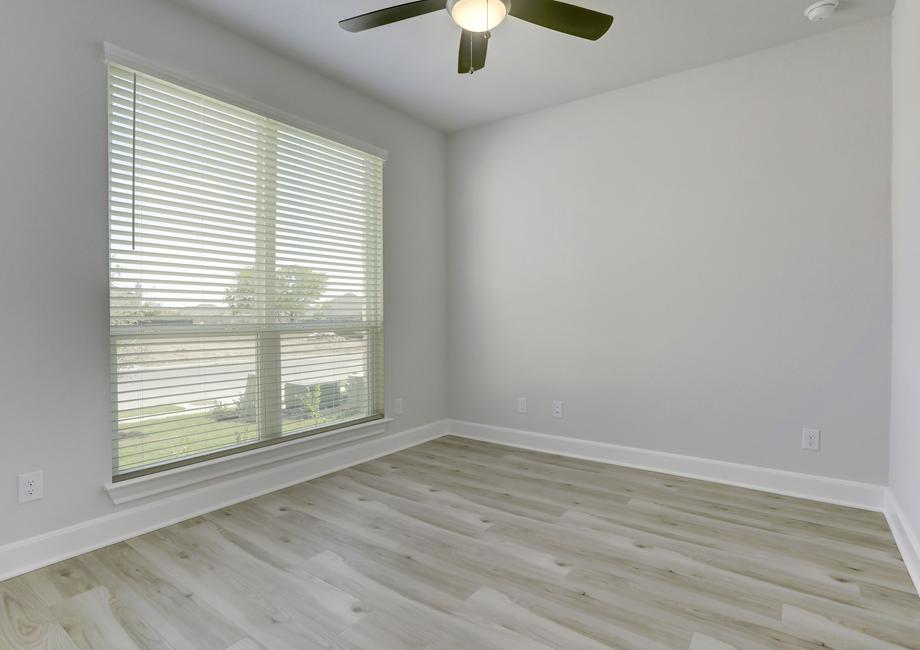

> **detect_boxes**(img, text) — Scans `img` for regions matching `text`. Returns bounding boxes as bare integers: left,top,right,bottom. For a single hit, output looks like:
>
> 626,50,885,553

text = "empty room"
1,0,919,647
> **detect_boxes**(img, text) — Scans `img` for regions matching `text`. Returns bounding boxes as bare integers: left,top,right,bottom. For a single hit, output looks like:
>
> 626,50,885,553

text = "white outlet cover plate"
802,428,820,451
18,470,44,503
517,397,527,413
552,401,564,418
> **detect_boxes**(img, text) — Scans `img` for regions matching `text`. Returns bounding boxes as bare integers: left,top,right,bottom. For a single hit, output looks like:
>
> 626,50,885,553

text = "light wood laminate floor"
2,436,919,649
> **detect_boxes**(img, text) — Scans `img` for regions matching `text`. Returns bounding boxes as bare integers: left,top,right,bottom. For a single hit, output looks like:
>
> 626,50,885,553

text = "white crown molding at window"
101,42,389,162
105,417,394,504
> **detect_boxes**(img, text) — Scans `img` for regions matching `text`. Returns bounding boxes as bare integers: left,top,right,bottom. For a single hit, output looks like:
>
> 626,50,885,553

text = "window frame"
104,45,387,483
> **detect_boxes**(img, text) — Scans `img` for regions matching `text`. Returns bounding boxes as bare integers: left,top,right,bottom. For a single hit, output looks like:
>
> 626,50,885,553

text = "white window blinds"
108,63,384,480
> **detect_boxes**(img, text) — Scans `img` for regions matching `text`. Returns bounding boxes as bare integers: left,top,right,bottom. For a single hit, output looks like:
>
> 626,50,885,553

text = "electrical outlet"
802,428,820,451
394,398,404,417
552,400,564,419
517,397,527,414
18,470,43,504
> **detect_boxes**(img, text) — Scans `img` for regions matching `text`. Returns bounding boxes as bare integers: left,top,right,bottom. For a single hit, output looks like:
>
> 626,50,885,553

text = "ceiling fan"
339,0,614,74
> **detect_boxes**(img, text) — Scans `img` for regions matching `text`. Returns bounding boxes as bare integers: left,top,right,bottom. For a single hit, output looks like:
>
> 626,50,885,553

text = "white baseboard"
447,420,887,512
0,419,447,582
6,416,913,599
885,490,920,597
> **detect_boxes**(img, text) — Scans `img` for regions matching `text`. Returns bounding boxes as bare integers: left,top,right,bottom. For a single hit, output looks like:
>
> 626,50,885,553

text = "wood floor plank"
2,436,918,649
222,640,263,650
0,581,79,650
780,604,908,650
76,545,246,650
125,526,356,650
49,586,170,650
18,560,99,608
457,586,613,649
689,632,738,650
302,550,550,649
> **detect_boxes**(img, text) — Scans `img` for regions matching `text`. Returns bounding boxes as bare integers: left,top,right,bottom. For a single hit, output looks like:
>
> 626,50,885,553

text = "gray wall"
890,0,920,539
447,20,892,484
0,0,447,545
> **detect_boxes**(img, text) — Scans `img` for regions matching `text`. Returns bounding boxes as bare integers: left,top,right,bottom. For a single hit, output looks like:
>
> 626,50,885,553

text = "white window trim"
104,417,393,504
102,43,389,161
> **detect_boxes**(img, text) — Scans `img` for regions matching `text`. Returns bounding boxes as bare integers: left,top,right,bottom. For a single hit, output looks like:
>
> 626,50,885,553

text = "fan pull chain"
468,0,489,75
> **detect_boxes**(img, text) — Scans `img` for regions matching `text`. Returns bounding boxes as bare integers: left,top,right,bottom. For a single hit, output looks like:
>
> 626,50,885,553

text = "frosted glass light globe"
448,0,509,32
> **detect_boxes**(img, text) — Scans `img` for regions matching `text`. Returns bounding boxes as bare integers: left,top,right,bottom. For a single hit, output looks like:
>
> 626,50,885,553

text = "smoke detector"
804,0,838,21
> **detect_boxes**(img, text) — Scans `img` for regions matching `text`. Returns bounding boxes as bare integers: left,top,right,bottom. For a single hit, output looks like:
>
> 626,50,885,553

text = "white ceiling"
169,0,893,132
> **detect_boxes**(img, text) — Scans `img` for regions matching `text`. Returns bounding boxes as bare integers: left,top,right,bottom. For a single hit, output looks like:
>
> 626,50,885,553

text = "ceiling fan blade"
509,0,613,40
458,29,488,74
339,0,445,32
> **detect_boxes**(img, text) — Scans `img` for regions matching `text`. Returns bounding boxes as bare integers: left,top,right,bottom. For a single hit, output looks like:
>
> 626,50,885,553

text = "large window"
107,63,384,480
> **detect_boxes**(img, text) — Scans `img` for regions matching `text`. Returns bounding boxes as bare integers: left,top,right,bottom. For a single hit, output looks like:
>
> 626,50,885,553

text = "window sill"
103,417,392,505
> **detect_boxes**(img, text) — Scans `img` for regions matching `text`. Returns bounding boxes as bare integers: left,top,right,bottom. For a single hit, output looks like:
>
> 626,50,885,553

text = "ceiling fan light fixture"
339,0,614,74
447,0,510,33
